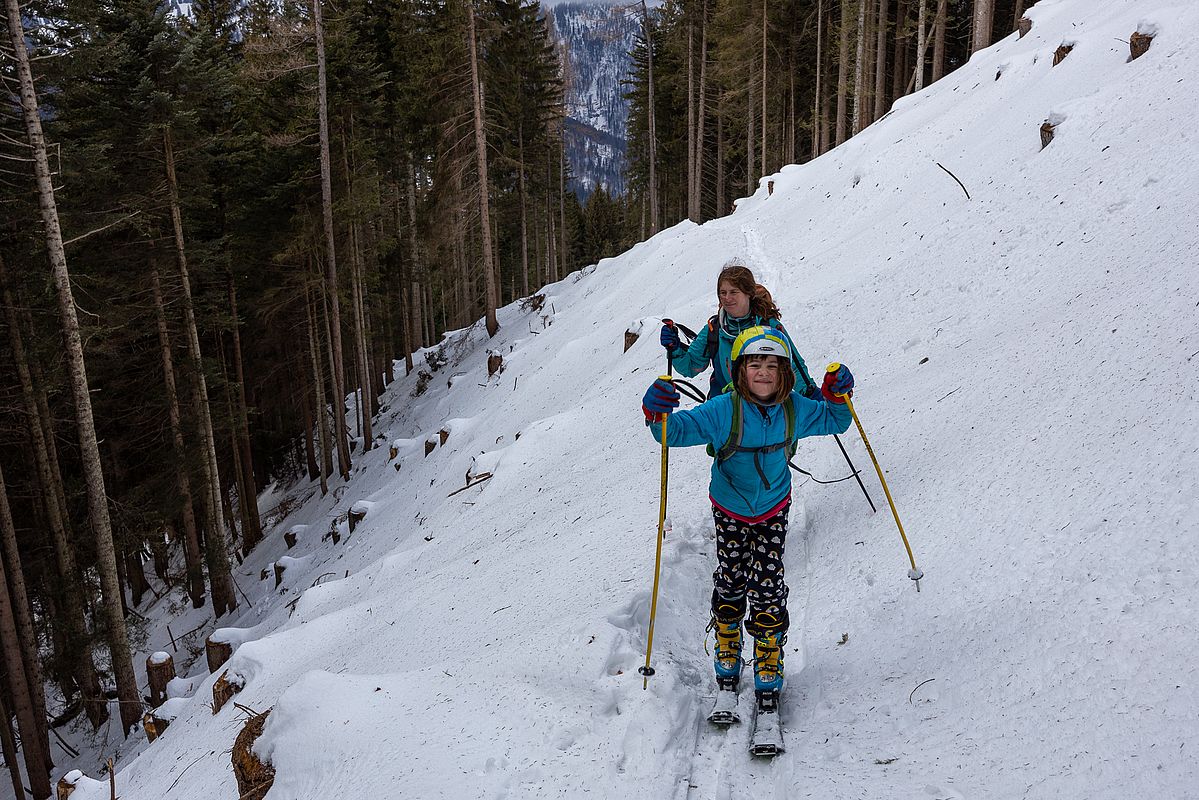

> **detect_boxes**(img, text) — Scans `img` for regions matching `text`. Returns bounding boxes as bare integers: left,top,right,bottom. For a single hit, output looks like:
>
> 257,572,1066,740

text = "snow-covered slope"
551,1,635,197
51,1,1199,798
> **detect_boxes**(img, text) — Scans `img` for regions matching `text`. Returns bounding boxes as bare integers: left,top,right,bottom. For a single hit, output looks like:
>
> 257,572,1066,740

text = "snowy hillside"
48,1,1199,798
551,1,635,197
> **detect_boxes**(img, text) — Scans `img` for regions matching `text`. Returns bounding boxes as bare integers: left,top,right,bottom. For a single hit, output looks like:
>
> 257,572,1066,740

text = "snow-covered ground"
39,1,1199,798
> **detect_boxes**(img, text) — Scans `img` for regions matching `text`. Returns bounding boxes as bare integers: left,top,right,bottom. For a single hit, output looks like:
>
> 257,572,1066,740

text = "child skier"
659,263,820,400
642,326,854,746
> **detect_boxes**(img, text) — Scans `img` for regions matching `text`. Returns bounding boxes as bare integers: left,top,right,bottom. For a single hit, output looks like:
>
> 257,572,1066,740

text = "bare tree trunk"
405,162,425,355
518,128,530,296
150,271,206,608
932,0,948,81
0,259,108,728
546,150,558,284
915,0,927,90
851,0,867,134
892,0,909,100
302,369,319,480
686,18,696,222
468,2,501,336
747,75,756,194
1013,0,1026,31
760,0,767,178
341,139,373,453
0,462,51,780
227,277,262,550
0,692,25,800
558,120,567,279
972,0,994,53
0,501,51,798
813,0,824,158
163,128,238,620
873,0,888,118
3,3,142,735
835,0,852,144
313,0,352,478
638,0,659,234
306,281,331,496
694,0,707,220
715,110,725,214
392,179,413,375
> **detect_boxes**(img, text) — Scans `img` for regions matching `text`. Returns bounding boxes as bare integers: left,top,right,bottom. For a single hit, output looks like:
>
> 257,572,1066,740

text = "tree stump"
389,444,398,460
232,709,275,800
1052,43,1073,66
206,636,233,673
438,429,450,446
1018,17,1031,38
623,330,639,353
487,353,503,377
212,670,244,714
259,567,268,581
1129,32,1153,61
1040,121,1056,149
767,180,775,195
143,711,170,742
424,439,436,457
348,508,366,533
146,652,175,707
273,561,286,588
284,530,298,549
56,772,80,800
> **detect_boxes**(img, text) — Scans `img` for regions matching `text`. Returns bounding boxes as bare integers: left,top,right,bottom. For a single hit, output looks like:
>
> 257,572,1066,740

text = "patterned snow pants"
710,503,790,639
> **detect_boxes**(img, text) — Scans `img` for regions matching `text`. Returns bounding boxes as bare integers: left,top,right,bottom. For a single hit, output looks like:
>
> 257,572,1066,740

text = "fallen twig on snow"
936,162,971,200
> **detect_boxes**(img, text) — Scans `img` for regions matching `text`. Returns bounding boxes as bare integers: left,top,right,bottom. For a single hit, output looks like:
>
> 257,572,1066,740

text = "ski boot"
706,610,743,724
752,629,786,694
750,629,787,755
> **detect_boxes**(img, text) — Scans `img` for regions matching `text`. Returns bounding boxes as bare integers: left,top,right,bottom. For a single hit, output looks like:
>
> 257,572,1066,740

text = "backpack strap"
704,314,720,361
712,392,744,461
784,395,797,459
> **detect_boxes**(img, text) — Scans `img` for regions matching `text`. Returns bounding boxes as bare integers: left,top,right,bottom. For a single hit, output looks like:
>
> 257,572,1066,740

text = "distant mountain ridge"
550,1,636,198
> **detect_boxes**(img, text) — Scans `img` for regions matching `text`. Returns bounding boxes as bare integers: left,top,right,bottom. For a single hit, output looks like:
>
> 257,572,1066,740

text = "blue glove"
660,323,681,353
643,378,680,421
821,363,854,403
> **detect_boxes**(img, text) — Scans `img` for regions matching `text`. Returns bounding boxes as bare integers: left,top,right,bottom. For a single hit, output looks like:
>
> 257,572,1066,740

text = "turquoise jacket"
648,392,851,518
671,312,816,398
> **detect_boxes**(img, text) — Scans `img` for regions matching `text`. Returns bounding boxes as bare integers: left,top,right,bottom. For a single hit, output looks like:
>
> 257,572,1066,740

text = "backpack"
708,393,798,490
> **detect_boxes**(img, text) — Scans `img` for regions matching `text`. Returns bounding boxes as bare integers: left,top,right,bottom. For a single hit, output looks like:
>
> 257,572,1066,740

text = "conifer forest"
2,0,1024,795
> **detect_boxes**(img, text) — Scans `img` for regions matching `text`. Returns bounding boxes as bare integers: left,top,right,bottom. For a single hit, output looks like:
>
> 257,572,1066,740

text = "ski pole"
832,434,877,513
803,373,875,512
640,340,674,689
828,363,923,592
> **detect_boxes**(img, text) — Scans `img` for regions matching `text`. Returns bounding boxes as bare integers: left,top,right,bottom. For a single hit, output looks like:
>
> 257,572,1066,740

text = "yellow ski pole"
827,363,924,592
640,370,673,689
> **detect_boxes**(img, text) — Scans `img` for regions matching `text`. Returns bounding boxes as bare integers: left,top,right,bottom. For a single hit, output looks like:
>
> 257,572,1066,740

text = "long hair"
734,354,795,406
718,263,782,320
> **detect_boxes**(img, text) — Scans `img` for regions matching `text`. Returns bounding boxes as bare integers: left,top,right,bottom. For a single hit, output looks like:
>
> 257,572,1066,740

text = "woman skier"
641,326,854,747
659,263,820,400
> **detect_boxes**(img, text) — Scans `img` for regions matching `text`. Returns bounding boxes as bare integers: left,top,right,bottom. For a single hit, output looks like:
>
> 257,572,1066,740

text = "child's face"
717,281,751,317
744,356,780,402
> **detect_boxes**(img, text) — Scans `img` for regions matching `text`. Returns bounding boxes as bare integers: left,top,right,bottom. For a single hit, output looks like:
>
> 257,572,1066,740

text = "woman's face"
718,280,751,318
744,355,781,402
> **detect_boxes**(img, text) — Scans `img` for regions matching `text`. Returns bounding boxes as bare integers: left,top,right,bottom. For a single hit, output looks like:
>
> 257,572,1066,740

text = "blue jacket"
671,312,816,398
648,392,852,518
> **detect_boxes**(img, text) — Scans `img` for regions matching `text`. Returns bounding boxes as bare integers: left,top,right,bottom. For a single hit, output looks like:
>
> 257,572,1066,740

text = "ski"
749,691,785,756
707,687,741,725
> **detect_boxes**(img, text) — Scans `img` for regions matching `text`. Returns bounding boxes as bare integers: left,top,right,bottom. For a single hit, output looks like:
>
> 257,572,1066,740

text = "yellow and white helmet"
730,326,790,364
